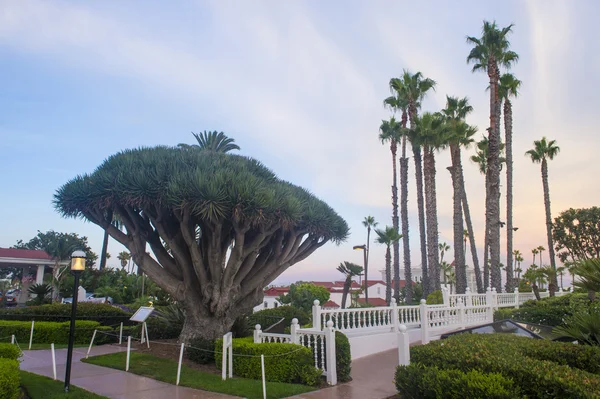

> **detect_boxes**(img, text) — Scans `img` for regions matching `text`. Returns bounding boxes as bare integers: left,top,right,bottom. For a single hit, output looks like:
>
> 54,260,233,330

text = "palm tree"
442,95,480,294
441,262,455,293
117,251,131,270
412,112,447,293
385,81,413,303
523,268,543,300
362,215,378,304
179,131,240,153
379,118,403,302
556,266,566,290
527,137,560,295
537,245,546,267
572,258,600,301
439,242,451,264
46,237,78,303
467,21,519,294
392,71,436,296
498,73,521,293
337,262,364,309
532,248,539,267
375,226,403,305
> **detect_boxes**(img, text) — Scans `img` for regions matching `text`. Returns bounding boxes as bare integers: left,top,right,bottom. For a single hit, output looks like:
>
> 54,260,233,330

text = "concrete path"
20,345,237,399
290,348,399,399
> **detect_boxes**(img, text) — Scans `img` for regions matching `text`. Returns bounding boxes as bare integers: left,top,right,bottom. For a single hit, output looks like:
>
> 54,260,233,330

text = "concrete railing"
444,287,569,309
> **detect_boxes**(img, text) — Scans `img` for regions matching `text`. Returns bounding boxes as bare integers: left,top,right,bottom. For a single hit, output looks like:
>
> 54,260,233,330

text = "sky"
1,0,598,286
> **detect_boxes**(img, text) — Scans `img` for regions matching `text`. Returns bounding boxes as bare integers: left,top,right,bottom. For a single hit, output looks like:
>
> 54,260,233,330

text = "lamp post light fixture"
64,250,86,393
353,245,368,305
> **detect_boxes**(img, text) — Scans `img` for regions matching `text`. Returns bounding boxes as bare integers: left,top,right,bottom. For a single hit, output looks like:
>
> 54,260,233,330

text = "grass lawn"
20,371,109,399
83,352,317,399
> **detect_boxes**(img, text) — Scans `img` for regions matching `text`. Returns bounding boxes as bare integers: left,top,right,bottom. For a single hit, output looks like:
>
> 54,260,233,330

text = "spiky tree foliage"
336,261,364,309
527,137,560,296
390,71,436,296
411,112,447,293
375,226,403,305
179,131,240,153
467,20,519,294
117,251,131,269
379,117,404,302
498,73,522,292
362,215,378,304
54,146,348,341
385,81,413,303
571,258,600,301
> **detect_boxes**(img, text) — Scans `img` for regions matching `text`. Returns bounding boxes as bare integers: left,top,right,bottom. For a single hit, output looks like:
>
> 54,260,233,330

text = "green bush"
247,306,310,333
144,317,181,340
426,290,443,305
215,337,322,386
0,358,19,399
410,334,600,398
0,303,132,326
0,320,114,345
395,363,517,399
554,307,600,346
187,338,215,364
0,343,21,360
335,331,351,382
494,293,592,326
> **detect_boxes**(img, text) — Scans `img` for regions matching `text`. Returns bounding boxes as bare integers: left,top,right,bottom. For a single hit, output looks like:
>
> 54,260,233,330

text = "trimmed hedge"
247,306,310,333
0,303,132,326
0,320,114,345
396,364,517,399
144,317,181,340
0,343,21,360
187,338,215,364
215,337,322,386
335,331,351,382
406,334,600,398
0,358,19,399
494,293,591,326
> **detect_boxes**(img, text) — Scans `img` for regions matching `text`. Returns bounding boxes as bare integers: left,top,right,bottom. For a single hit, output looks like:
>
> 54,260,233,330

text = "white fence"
443,286,569,309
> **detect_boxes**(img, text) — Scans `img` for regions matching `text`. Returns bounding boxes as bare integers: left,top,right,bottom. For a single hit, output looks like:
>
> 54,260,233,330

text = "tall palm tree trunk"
365,227,371,304
449,145,466,293
385,247,392,305
423,146,440,293
99,230,109,270
505,99,514,292
413,145,429,295
462,186,483,292
541,159,558,296
391,141,401,303
400,133,412,303
483,232,489,289
341,276,351,309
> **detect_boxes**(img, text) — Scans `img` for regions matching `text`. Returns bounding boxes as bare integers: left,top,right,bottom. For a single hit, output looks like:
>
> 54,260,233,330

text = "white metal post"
176,343,184,385
312,300,322,330
126,336,131,371
119,322,123,344
11,335,15,345
261,354,267,399
228,336,232,379
325,320,337,385
86,329,97,359
51,343,57,380
419,299,429,344
253,324,262,344
144,322,150,348
397,325,410,366
222,333,228,381
290,318,298,344
29,320,35,350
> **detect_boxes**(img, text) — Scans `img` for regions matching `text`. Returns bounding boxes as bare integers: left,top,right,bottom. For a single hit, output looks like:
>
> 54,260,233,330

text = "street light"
64,250,86,393
353,245,368,305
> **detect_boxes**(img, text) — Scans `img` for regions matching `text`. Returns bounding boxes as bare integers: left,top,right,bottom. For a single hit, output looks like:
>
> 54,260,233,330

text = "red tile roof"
263,287,289,296
364,279,411,288
357,298,388,306
322,300,340,308
0,248,52,260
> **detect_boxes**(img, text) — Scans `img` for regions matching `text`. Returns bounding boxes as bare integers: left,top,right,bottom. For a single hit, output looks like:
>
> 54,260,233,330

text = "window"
377,287,381,295
274,302,278,308
264,301,268,308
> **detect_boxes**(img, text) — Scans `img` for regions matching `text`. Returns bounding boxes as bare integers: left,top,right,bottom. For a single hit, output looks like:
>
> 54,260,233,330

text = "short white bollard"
261,354,267,399
126,336,131,371
119,322,123,345
29,320,35,350
11,335,15,345
176,343,184,385
144,322,150,349
51,343,57,380
86,330,97,359
397,325,410,366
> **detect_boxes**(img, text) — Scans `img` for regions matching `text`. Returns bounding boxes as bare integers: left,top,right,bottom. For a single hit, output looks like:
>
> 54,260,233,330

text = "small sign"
130,306,155,323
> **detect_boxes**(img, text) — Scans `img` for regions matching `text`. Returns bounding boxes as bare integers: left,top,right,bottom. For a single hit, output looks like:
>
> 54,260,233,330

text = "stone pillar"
36,265,45,284
312,300,322,330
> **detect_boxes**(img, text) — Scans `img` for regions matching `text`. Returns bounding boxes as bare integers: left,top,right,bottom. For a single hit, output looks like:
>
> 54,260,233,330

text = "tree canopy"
278,282,331,313
553,207,600,263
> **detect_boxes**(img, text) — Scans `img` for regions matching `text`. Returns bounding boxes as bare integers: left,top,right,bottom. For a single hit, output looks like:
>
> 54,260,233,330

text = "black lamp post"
353,245,368,304
64,250,86,392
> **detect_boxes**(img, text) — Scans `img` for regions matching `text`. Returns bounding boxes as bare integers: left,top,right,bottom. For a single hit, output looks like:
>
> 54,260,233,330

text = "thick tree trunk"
542,160,558,296
423,146,440,293
400,114,412,303
385,247,392,305
504,100,514,292
99,230,109,270
413,145,429,295
449,145,466,294
391,141,401,303
462,185,483,293
532,284,541,301
483,231,489,290
179,300,243,342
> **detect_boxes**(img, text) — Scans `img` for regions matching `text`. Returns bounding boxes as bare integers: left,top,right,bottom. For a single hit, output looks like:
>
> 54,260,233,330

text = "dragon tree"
54,146,348,341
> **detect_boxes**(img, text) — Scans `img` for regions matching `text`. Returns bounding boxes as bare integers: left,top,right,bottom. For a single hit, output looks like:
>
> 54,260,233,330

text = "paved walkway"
20,345,237,399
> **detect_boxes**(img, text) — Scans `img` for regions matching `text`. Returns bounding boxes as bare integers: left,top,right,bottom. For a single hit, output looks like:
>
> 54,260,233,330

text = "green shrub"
426,290,443,305
0,320,114,345
215,337,322,386
411,334,600,398
335,331,351,382
554,307,600,346
494,293,591,326
395,363,517,399
0,358,19,399
144,317,181,340
0,303,132,326
0,343,21,360
187,338,215,364
247,306,310,333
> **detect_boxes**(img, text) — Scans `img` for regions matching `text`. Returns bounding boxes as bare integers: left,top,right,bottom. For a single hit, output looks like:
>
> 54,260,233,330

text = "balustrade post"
312,300,322,330
458,301,465,328
491,287,498,309
391,300,399,332
442,287,450,306
397,324,410,366
290,318,299,344
465,287,472,307
324,321,337,385
485,288,494,322
253,324,262,344
514,287,520,309
419,299,429,344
